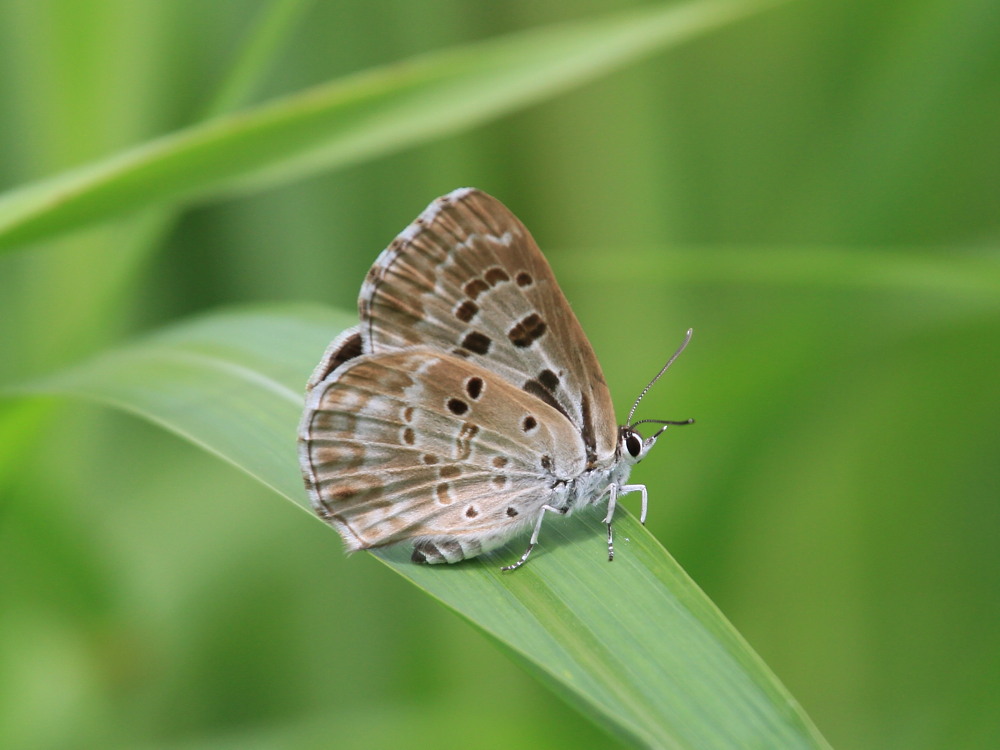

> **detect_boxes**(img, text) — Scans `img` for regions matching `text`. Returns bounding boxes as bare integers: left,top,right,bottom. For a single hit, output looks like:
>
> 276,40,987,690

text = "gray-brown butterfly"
298,188,693,570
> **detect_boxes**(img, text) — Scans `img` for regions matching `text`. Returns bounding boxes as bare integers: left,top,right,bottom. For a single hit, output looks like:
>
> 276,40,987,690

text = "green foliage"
1,0,998,748
19,305,830,748
0,0,767,253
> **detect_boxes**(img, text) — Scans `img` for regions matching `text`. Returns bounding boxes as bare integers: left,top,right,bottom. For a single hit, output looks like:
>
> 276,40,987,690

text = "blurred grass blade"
203,0,318,117
0,2,315,495
0,0,781,253
569,246,1000,302
10,304,831,749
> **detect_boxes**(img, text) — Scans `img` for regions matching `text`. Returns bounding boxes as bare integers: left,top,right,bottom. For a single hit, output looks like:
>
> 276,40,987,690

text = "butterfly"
298,188,692,571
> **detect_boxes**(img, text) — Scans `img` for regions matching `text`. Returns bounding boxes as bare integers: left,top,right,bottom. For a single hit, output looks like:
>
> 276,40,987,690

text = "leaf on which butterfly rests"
11,305,831,749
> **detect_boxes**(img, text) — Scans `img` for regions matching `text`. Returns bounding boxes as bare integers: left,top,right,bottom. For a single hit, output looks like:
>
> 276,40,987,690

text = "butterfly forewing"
359,188,618,466
299,346,587,558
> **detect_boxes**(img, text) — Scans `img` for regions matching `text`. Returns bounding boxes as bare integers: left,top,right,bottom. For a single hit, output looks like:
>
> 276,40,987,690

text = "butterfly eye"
625,432,642,458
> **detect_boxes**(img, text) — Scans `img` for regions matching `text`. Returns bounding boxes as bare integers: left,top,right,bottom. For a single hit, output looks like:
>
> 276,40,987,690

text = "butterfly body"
299,188,690,570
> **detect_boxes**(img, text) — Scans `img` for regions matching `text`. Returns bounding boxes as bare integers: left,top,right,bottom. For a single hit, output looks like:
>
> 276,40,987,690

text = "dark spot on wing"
464,278,489,300
516,271,533,287
508,313,547,348
454,300,478,322
465,377,483,400
492,456,508,469
402,427,415,445
523,374,569,422
484,267,510,286
465,506,478,518
522,415,537,433
506,507,519,517
422,454,438,464
461,331,491,355
440,465,461,479
538,369,559,391
580,394,597,468
540,455,553,471
447,398,468,415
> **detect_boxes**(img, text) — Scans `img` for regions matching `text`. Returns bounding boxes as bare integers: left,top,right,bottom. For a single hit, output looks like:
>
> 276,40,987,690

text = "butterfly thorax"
561,456,633,513
558,424,650,513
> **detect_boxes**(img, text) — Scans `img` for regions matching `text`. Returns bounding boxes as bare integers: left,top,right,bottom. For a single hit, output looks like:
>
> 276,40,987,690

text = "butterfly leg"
501,504,567,572
616,484,649,524
603,484,619,561
603,483,649,562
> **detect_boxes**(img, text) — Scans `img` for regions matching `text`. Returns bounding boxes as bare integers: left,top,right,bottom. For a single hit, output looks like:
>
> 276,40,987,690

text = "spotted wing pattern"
357,188,618,467
299,346,587,563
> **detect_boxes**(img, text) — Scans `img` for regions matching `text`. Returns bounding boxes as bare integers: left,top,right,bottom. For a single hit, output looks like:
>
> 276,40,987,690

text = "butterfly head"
617,424,658,465
618,418,693,465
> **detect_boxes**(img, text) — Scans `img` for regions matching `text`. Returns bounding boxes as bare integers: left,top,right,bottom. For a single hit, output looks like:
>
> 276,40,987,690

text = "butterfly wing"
299,347,588,562
358,188,618,468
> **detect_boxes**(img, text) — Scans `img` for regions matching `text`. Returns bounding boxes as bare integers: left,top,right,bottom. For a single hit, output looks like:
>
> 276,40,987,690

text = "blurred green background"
1,0,998,748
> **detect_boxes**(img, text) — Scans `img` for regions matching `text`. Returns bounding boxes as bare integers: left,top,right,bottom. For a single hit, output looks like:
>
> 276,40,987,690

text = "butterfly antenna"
627,328,693,427
631,417,695,438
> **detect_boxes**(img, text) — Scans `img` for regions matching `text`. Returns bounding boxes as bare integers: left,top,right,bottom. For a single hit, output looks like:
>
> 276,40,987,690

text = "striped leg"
501,504,567,571
603,483,648,561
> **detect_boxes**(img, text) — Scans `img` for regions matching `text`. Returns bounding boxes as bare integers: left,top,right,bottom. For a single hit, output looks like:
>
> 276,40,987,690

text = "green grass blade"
203,0,318,117
10,304,830,749
0,0,781,253
567,246,1000,302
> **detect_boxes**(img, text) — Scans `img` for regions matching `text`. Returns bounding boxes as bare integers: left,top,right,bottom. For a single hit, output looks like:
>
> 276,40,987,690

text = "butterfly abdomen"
409,490,588,566
410,518,535,564
410,536,484,564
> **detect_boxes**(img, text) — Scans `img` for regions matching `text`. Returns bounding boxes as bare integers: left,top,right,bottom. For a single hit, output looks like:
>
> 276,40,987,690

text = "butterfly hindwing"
299,346,588,560
358,188,618,467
